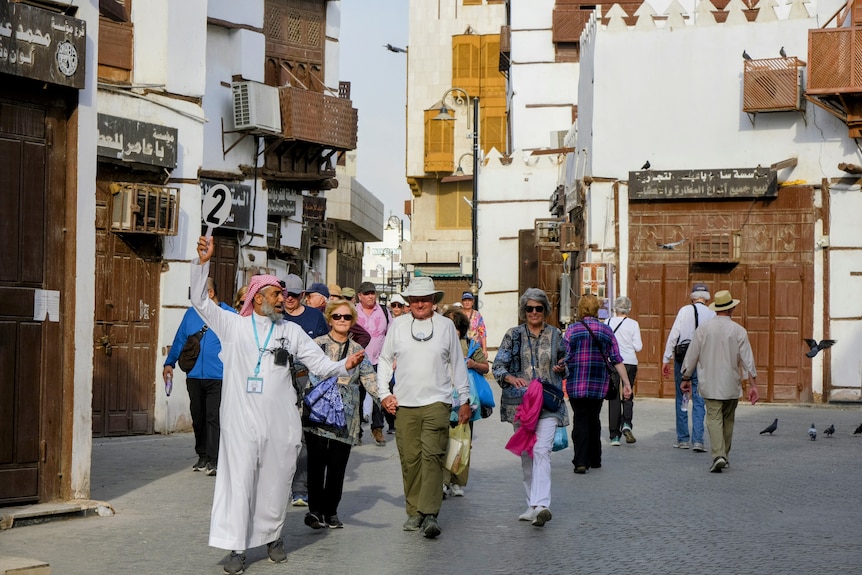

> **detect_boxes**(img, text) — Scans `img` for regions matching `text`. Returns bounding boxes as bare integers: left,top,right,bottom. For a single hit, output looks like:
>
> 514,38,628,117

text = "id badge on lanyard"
250,315,275,394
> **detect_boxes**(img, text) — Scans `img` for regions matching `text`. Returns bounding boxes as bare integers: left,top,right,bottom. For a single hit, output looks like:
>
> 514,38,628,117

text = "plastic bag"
470,369,496,408
444,423,472,474
552,426,569,452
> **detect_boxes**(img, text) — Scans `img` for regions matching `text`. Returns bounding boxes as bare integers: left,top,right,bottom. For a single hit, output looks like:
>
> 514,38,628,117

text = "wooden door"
627,188,814,402
0,95,66,504
209,233,239,309
92,182,159,436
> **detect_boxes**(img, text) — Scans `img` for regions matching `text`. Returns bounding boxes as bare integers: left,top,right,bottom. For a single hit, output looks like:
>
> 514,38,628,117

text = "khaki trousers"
704,398,738,462
394,402,450,517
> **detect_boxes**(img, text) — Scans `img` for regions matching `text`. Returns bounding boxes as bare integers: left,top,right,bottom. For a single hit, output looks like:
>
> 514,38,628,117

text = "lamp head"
433,103,454,121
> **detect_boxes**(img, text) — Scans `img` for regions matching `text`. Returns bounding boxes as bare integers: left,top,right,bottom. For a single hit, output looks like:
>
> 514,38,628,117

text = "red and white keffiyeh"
239,274,283,317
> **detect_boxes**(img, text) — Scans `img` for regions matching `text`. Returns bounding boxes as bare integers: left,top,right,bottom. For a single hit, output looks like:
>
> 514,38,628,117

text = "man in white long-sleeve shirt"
680,289,759,473
661,282,716,452
376,277,471,539
193,236,364,575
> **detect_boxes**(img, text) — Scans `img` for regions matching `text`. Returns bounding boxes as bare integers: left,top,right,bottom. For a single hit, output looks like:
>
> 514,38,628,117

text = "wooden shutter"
424,109,455,173
452,35,480,97
479,35,506,98
480,98,507,155
437,181,471,229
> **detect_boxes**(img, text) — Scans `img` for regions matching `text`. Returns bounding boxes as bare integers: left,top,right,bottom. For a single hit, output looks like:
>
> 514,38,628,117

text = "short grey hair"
613,296,632,314
518,288,551,322
691,290,710,302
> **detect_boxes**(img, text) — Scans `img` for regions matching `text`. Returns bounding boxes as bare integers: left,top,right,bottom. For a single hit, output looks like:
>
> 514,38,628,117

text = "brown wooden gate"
519,229,563,327
628,187,814,402
0,92,67,504
92,182,160,436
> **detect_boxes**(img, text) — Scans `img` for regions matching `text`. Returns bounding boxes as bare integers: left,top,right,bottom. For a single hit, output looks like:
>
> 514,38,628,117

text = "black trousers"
570,397,604,469
608,364,638,438
359,365,389,431
305,430,352,518
186,377,222,462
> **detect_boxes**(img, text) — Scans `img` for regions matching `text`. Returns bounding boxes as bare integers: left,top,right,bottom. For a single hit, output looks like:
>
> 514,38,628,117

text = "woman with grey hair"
492,288,569,527
606,296,643,446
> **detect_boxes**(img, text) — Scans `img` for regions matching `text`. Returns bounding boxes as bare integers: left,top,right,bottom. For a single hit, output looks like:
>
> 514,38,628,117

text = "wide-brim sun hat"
709,289,740,311
401,276,444,304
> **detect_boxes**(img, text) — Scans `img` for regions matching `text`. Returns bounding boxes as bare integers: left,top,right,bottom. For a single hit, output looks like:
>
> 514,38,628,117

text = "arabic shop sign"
97,114,178,169
267,183,300,217
200,179,252,232
0,1,86,89
628,168,777,200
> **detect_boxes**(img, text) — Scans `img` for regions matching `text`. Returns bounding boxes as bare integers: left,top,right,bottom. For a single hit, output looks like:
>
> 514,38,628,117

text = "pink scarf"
505,379,544,458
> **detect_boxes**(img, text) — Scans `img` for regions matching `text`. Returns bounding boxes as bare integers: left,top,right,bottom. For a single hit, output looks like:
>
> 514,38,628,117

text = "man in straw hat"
192,236,365,574
680,289,759,474
375,276,471,539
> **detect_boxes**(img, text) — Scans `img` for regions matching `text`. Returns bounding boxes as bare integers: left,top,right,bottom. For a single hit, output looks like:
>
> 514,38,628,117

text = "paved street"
1,397,861,574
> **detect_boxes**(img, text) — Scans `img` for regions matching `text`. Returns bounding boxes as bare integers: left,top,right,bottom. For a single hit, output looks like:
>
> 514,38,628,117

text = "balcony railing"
807,27,862,94
279,86,358,150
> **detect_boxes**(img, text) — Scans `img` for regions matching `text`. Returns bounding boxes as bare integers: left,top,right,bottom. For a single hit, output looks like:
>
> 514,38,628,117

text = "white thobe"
191,261,351,551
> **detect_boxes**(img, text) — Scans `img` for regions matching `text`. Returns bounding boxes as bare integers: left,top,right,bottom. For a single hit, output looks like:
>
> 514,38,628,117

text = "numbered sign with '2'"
201,184,233,237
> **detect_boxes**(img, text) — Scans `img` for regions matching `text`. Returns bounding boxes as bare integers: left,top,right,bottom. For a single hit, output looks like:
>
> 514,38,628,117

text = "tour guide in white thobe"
191,242,362,553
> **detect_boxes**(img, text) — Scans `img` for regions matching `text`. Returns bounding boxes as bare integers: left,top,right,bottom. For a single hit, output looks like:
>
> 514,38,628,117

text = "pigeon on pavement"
804,338,837,358
824,424,835,437
854,423,862,435
808,423,817,441
759,418,778,435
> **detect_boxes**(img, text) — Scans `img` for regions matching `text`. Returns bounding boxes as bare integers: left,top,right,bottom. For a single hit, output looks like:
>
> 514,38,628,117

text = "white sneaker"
442,484,450,498
449,484,464,497
532,506,552,527
518,507,536,521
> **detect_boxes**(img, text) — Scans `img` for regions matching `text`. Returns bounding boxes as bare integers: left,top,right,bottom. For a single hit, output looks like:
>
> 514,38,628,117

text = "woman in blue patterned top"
493,288,569,527
303,299,379,530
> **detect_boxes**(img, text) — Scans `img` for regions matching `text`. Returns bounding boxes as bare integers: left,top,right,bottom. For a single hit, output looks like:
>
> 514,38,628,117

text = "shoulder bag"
579,319,618,400
673,303,699,364
178,325,208,373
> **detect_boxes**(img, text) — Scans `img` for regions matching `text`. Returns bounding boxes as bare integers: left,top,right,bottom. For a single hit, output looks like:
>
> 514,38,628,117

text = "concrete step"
0,557,51,575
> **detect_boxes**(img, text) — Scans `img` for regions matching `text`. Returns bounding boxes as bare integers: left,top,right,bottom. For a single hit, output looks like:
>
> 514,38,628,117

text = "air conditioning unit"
231,81,282,134
110,183,179,235
460,255,473,275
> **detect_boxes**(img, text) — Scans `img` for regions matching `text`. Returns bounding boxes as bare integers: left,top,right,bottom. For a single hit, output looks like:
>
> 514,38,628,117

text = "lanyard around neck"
526,325,544,379
252,315,275,377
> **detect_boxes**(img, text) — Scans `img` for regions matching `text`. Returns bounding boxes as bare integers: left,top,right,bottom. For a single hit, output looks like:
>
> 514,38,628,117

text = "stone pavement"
1,397,861,574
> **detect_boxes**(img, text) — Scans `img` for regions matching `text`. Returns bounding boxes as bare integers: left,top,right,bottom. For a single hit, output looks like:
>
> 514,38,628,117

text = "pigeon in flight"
824,424,835,437
657,238,686,250
808,423,816,440
780,46,787,58
384,43,407,53
641,160,651,170
854,423,862,435
804,338,836,358
742,50,752,60
759,418,778,435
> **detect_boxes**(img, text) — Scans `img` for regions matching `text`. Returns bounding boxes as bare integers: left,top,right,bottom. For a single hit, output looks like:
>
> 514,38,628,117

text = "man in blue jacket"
163,277,236,476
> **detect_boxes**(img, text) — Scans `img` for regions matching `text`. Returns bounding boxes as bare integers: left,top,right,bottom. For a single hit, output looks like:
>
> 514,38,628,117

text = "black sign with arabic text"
628,168,777,200
97,114,178,169
0,2,86,89
200,179,252,232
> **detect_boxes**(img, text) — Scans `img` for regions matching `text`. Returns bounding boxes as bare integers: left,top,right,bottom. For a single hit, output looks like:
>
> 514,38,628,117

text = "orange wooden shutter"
424,109,455,173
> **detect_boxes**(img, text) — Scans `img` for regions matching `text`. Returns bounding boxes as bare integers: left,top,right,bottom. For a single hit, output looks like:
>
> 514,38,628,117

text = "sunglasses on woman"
390,303,404,308
525,305,544,313
331,313,353,321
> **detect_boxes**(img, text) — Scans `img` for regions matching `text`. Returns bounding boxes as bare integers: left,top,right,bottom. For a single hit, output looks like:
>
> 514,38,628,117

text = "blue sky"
340,0,410,222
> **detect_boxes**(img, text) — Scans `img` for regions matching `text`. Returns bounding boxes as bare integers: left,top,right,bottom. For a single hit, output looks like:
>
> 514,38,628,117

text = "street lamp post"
435,88,480,308
382,248,395,297
386,214,405,292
